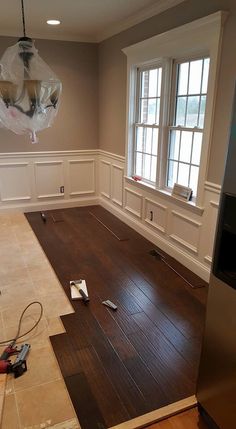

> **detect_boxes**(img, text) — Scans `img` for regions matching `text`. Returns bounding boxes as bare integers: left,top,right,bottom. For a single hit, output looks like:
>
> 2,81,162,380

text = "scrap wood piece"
149,248,207,289
89,207,129,241
51,210,64,223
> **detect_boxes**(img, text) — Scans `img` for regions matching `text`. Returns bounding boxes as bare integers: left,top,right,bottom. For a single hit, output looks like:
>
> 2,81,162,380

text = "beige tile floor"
0,212,81,429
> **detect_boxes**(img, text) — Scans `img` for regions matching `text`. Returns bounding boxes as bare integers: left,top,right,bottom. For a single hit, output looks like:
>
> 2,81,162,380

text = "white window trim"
123,11,227,208
134,61,165,186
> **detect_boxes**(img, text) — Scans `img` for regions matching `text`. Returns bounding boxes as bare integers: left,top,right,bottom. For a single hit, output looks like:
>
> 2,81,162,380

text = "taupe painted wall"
98,0,236,185
1,0,236,184
0,37,98,152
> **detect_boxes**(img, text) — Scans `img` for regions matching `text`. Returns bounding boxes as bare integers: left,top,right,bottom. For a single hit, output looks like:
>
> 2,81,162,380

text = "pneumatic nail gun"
0,342,30,378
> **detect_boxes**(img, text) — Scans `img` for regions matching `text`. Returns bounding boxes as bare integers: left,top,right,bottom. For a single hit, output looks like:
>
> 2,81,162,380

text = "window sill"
125,176,205,216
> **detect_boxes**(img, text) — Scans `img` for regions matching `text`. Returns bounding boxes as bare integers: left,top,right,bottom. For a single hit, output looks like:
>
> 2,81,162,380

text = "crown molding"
96,0,185,42
0,29,97,43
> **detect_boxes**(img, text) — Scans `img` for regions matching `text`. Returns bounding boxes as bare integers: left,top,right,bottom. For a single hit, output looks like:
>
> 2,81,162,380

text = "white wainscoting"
0,162,31,202
144,197,167,234
0,149,221,281
35,161,64,199
99,151,221,281
99,159,111,199
201,194,220,265
124,187,142,218
111,164,124,207
169,210,202,255
0,150,99,211
69,159,95,196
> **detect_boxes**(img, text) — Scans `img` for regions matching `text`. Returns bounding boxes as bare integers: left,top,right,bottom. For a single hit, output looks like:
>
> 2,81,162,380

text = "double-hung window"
133,57,210,198
167,57,210,196
124,12,225,206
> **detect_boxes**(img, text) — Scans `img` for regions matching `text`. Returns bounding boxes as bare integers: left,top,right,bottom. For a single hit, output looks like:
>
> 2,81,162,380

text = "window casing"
123,11,225,208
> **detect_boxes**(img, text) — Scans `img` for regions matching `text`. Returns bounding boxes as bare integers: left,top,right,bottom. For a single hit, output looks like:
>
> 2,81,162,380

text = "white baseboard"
0,196,99,213
100,198,210,282
109,395,197,429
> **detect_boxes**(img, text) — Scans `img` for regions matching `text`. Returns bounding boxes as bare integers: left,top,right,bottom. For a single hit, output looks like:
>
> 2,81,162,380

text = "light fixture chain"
21,0,26,37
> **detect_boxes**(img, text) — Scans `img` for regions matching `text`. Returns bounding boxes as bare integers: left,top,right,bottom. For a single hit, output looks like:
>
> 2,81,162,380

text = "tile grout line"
13,390,23,428
14,377,63,394
0,213,79,428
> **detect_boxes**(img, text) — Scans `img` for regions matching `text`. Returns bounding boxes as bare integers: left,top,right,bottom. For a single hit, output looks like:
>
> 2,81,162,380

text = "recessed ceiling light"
47,20,61,25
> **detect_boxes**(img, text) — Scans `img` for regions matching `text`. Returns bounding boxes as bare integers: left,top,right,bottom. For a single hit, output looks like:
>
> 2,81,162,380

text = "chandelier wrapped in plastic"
0,37,62,143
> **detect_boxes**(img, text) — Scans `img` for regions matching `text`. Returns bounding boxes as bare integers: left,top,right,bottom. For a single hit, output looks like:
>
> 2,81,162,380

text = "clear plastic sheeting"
0,38,62,143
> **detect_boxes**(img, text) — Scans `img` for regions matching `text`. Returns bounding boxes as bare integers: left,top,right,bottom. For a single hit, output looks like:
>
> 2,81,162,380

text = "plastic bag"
0,38,62,143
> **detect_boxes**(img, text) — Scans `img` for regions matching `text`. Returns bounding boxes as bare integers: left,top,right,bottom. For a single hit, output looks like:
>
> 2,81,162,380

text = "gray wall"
0,37,98,152
98,0,236,185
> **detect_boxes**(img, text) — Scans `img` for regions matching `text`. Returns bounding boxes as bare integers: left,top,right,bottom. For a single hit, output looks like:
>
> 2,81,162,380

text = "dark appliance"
197,87,236,428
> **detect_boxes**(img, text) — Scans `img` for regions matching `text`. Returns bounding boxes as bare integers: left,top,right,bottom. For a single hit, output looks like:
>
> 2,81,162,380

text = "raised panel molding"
210,200,219,209
124,187,142,218
144,197,167,233
204,181,221,194
169,210,202,254
111,164,124,207
69,159,95,196
34,161,64,199
203,200,219,263
204,255,212,264
100,160,111,199
0,162,31,202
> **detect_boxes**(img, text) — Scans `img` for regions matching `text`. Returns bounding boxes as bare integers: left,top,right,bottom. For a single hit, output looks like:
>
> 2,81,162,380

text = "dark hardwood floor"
26,206,208,429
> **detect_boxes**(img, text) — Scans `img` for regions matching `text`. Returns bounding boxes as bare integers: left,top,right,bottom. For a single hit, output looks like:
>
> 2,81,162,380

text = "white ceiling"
0,0,184,43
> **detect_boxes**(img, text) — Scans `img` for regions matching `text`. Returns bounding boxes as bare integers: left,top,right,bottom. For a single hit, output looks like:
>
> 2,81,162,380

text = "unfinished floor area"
24,206,208,429
0,212,79,429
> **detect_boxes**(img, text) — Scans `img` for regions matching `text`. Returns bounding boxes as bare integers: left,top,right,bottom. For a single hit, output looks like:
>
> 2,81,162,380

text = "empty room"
0,1,235,429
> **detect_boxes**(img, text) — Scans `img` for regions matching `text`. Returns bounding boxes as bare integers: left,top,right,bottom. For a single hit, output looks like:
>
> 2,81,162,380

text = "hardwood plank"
76,346,130,426
87,298,169,410
82,242,197,343
86,245,201,363
25,206,207,429
50,333,82,377
131,312,196,380
65,373,107,429
108,334,169,410
88,231,205,335
62,311,148,418
117,249,205,337
128,330,194,402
